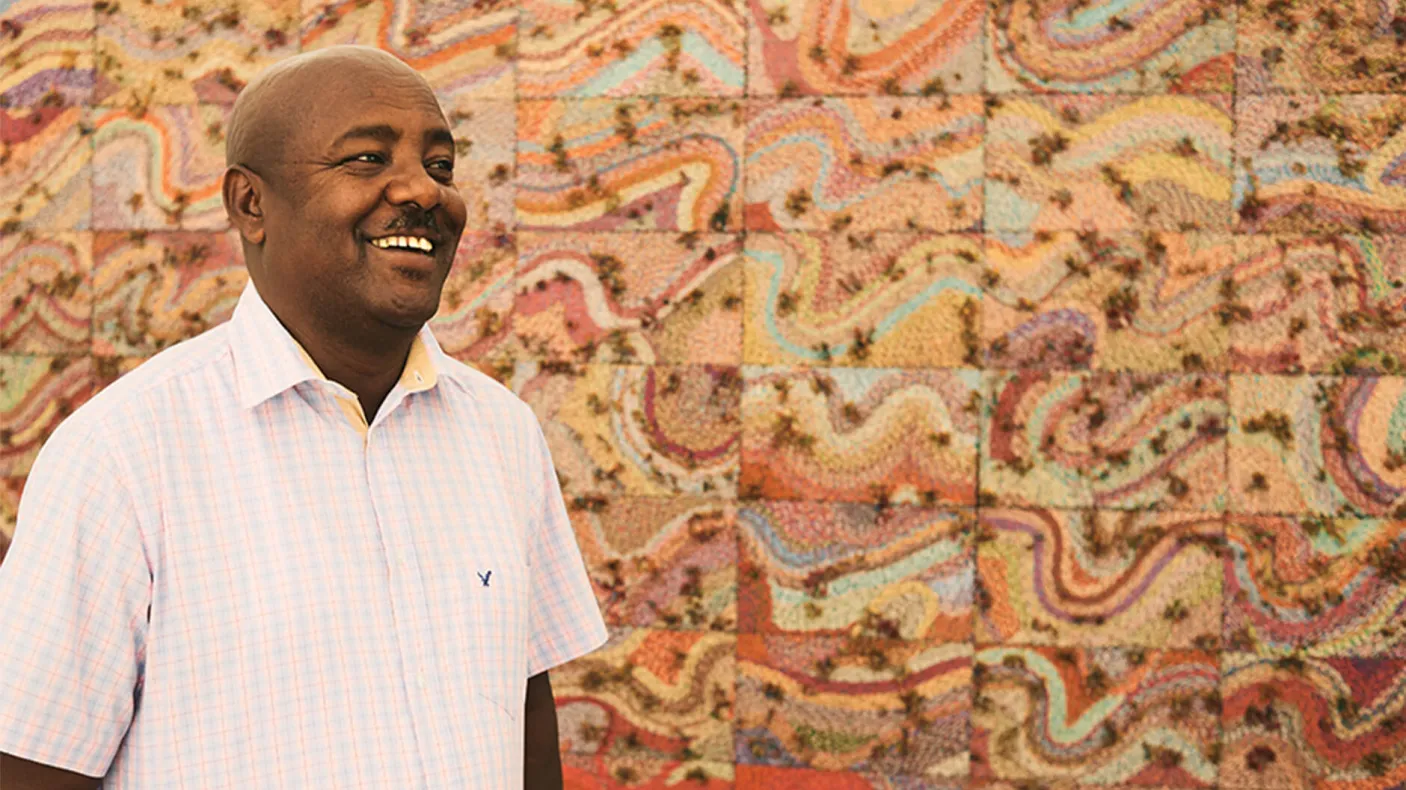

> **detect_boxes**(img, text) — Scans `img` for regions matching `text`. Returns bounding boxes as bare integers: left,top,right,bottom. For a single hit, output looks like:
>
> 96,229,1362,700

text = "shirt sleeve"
0,421,152,778
523,413,608,677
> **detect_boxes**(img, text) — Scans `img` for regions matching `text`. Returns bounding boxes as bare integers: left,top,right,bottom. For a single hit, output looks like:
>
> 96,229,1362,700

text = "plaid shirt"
0,279,607,788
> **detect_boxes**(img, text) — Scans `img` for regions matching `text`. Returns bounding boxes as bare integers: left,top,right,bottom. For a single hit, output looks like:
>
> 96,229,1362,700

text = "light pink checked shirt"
0,279,608,788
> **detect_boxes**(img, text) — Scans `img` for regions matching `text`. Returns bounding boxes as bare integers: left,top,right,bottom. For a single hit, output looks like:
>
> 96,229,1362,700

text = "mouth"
364,233,442,275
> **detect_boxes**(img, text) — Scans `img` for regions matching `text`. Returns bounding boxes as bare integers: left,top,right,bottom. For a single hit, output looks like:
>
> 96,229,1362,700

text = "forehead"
291,68,448,151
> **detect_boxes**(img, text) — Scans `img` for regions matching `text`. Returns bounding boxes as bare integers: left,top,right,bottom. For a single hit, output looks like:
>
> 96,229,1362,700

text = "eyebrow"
331,124,455,150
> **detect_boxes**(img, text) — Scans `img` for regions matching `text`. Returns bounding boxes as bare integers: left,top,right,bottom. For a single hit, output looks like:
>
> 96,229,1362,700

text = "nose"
384,159,444,212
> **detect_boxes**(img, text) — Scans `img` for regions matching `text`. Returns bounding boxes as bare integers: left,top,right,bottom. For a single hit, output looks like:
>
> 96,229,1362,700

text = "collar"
228,278,469,410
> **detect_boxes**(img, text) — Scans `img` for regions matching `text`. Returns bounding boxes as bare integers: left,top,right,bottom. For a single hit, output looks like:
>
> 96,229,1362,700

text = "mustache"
379,208,442,239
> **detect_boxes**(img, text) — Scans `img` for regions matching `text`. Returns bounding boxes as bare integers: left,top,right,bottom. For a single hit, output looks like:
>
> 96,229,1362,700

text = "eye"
346,152,386,165
428,159,455,180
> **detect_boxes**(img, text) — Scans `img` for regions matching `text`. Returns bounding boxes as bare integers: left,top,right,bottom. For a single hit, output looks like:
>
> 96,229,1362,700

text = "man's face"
258,66,468,334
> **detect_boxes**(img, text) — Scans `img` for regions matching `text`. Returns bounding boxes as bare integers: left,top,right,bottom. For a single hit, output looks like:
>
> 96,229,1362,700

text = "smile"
369,235,435,254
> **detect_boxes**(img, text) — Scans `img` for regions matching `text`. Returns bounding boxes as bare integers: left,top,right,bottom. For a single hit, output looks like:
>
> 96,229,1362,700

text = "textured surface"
7,0,1406,785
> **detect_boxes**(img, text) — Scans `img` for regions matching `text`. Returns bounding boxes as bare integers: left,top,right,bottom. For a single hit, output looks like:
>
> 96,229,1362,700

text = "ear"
222,165,266,245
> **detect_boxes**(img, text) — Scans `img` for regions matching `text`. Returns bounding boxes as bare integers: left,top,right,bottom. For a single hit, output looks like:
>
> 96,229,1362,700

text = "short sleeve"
523,414,608,677
0,422,152,778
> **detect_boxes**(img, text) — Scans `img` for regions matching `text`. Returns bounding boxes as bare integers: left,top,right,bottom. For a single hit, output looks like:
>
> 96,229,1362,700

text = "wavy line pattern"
0,354,95,476
90,230,246,355
1236,0,1406,94
90,105,229,231
0,105,92,230
0,232,91,354
972,646,1220,786
736,763,963,788
983,371,1228,511
1228,375,1406,517
740,366,980,505
985,230,1234,371
0,0,93,107
737,634,972,776
986,0,1233,93
1222,654,1406,789
744,96,984,233
737,502,972,640
748,0,983,97
743,231,982,368
986,94,1233,233
977,508,1223,648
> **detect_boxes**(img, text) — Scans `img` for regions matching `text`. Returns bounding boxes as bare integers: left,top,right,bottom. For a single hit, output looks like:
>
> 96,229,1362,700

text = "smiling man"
0,46,606,790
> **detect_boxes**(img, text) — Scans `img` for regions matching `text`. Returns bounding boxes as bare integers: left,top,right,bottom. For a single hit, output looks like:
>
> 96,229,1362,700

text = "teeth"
371,235,434,253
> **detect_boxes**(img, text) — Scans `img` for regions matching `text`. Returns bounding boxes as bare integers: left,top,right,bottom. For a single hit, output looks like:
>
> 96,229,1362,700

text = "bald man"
0,46,607,789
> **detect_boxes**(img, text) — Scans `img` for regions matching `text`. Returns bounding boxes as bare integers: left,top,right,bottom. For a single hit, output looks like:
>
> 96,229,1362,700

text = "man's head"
222,45,467,342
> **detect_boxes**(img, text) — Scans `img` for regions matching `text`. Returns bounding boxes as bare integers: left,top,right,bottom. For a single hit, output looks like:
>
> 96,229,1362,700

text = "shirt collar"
228,278,468,410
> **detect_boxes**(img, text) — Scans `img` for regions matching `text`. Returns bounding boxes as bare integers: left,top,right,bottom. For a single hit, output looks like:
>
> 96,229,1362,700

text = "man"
0,45,607,789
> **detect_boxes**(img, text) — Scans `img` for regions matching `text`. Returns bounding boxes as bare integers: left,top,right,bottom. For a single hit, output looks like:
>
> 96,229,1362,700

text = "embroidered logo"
477,570,492,588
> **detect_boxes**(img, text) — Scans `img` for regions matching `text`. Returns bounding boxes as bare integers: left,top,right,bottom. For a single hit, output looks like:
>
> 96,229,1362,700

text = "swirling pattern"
513,230,743,366
563,754,734,787
745,96,983,233
519,0,744,98
0,0,93,107
570,496,737,632
1228,375,1406,517
737,634,971,776
987,0,1233,93
740,366,980,505
1221,654,1406,789
1236,0,1406,93
517,97,743,232
737,764,962,788
976,508,1223,648
90,104,229,230
743,232,982,369
748,0,982,96
983,371,1228,511
1229,233,1406,375
0,354,95,476
511,362,740,498
0,232,91,353
90,230,245,354
972,646,1220,786
1224,515,1406,658
985,231,1233,371
0,105,91,230
92,0,296,106
986,95,1233,233
737,502,972,640
555,627,737,763
300,0,516,105
1234,95,1406,234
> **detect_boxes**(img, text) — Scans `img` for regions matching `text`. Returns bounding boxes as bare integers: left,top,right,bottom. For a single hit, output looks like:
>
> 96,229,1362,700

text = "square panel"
737,501,972,641
91,230,246,355
0,231,92,354
740,366,981,506
93,0,297,106
985,94,1233,234
736,633,972,776
426,232,518,366
986,0,1233,94
449,101,515,232
972,646,1220,786
0,354,96,476
981,371,1228,511
300,0,515,107
983,231,1233,372
1221,653,1406,789
1236,0,1406,94
0,0,95,107
1234,94,1406,234
509,362,741,499
747,0,983,97
1227,375,1406,517
1225,515,1406,658
1228,233,1406,375
520,0,744,98
976,508,1223,649
553,626,736,763
513,231,743,366
517,98,745,233
568,495,737,632
745,96,983,233
0,105,92,231
742,232,983,369
90,104,229,231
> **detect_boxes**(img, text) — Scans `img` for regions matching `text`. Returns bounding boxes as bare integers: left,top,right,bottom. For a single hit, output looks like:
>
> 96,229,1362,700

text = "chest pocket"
458,547,529,721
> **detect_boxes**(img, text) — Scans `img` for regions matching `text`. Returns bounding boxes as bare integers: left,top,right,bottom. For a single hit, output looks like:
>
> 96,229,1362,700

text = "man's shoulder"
439,357,537,424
